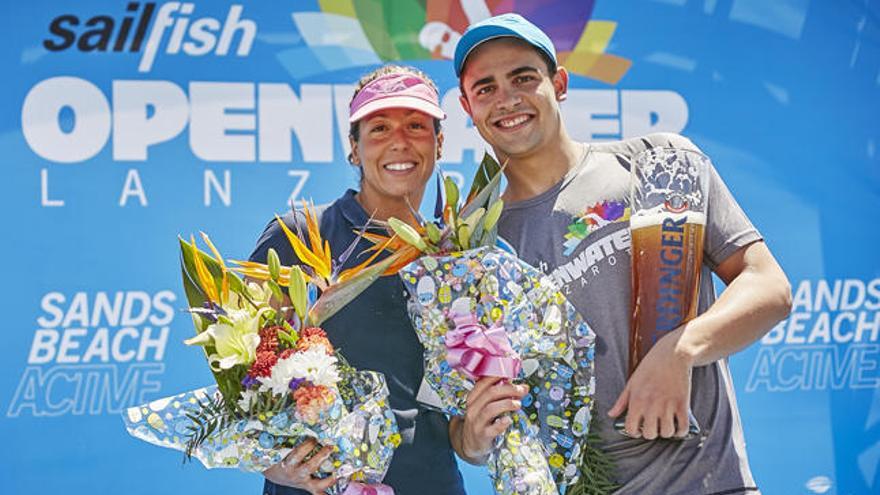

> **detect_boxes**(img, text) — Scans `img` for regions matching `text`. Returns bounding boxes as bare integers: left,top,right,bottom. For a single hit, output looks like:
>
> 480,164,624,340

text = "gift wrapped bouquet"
369,156,617,494
123,205,404,493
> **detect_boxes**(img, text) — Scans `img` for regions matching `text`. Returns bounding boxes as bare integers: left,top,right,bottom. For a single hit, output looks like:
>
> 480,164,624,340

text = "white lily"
184,308,264,370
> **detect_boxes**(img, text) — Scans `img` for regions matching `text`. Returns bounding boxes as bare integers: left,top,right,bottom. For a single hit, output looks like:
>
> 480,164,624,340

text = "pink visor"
349,73,446,123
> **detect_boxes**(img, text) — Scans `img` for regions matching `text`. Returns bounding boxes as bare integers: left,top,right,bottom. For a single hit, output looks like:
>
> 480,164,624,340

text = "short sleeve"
703,162,763,270
623,132,763,270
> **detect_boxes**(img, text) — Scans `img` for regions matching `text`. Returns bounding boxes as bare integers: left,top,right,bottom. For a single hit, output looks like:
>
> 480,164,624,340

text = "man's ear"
553,66,570,102
459,93,473,117
436,132,445,160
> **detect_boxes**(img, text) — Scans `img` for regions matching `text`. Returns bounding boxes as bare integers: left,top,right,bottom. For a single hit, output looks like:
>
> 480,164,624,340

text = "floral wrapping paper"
400,246,597,495
122,370,399,493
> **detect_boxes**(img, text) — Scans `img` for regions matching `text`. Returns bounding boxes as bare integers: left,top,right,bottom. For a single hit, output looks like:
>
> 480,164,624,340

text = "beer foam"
630,208,706,229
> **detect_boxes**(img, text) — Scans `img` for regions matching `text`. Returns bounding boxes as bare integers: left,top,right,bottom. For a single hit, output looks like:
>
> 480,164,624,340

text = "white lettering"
204,169,231,206
57,328,88,364
867,279,880,310
815,280,842,311
791,280,812,312
190,82,254,161
139,2,180,72
149,291,176,326
258,83,332,162
182,17,220,55
28,329,59,364
121,292,151,326
40,169,64,207
785,312,810,344
62,293,89,327
112,328,139,362
287,170,310,206
22,77,110,162
137,327,169,361
113,80,188,161
841,279,866,311
620,90,688,138
562,90,618,142
215,5,256,56
82,328,110,363
119,169,148,207
38,293,65,328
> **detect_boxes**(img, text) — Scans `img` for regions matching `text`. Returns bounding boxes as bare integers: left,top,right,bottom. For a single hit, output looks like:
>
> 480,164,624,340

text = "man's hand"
608,241,792,440
449,377,528,464
607,328,693,439
263,438,337,494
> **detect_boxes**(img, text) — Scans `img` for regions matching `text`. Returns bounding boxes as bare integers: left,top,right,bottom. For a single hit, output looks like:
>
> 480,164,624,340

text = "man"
449,13,792,494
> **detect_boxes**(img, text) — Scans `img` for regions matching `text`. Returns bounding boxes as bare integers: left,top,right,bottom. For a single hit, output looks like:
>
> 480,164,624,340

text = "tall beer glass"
619,147,710,439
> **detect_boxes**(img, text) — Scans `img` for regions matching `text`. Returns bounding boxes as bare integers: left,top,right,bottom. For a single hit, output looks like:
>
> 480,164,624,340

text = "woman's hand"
263,438,337,495
450,377,528,464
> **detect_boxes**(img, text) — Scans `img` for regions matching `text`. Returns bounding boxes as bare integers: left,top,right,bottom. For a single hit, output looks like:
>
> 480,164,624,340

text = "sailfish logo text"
43,2,256,72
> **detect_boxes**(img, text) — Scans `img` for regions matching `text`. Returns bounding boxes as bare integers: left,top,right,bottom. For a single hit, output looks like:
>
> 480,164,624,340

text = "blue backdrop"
2,1,878,494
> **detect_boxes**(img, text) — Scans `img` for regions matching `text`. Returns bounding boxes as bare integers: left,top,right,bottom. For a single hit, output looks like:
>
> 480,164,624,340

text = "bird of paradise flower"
230,201,409,326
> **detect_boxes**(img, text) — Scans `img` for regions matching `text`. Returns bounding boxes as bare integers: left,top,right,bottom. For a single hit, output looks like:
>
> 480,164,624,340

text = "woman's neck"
355,190,424,227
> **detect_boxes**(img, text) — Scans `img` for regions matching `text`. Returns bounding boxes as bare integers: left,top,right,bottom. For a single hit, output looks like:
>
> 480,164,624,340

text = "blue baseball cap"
453,13,557,78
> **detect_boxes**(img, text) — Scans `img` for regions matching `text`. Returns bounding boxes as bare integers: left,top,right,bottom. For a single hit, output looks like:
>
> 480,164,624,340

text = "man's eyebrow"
469,75,496,92
508,65,541,78
467,65,542,92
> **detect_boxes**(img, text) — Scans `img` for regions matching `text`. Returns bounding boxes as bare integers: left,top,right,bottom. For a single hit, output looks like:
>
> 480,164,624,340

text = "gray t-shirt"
498,133,762,495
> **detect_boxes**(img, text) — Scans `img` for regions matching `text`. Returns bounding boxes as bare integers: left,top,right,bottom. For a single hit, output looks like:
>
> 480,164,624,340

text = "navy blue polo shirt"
249,189,465,495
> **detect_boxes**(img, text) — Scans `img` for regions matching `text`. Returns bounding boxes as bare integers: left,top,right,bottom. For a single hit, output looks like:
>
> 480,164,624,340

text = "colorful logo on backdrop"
562,201,631,256
281,0,631,83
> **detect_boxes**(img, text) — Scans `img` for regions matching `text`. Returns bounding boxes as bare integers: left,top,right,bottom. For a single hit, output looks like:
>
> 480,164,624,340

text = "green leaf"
179,237,248,308
287,266,308,319
267,248,281,281
458,224,472,250
443,176,459,210
425,222,441,244
267,279,283,304
388,218,427,251
461,207,485,229
482,199,504,232
178,237,250,403
466,152,502,203
460,156,505,220
565,414,620,495
307,254,397,326
278,327,299,347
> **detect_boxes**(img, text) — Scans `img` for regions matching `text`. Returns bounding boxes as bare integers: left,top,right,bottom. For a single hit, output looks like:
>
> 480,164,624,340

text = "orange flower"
296,327,334,355
293,384,336,424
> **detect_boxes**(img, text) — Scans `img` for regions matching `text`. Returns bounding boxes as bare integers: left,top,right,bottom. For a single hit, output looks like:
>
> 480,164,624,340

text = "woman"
249,65,465,495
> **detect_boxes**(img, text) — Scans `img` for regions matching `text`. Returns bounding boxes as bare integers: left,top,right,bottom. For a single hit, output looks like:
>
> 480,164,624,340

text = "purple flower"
289,377,306,391
241,375,258,389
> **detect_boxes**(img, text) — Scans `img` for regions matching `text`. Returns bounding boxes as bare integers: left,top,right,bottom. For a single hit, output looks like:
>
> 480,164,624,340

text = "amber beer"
618,147,710,438
629,212,705,376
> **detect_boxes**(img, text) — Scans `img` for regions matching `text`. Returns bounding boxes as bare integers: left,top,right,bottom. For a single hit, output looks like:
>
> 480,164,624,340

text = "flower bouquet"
123,205,404,493
368,157,617,494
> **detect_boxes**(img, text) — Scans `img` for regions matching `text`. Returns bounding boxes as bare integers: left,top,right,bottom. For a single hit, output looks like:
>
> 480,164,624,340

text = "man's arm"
609,240,792,439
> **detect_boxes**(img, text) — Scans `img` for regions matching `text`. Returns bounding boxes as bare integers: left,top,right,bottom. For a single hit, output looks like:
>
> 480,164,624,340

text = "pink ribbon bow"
445,314,521,380
342,482,394,495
